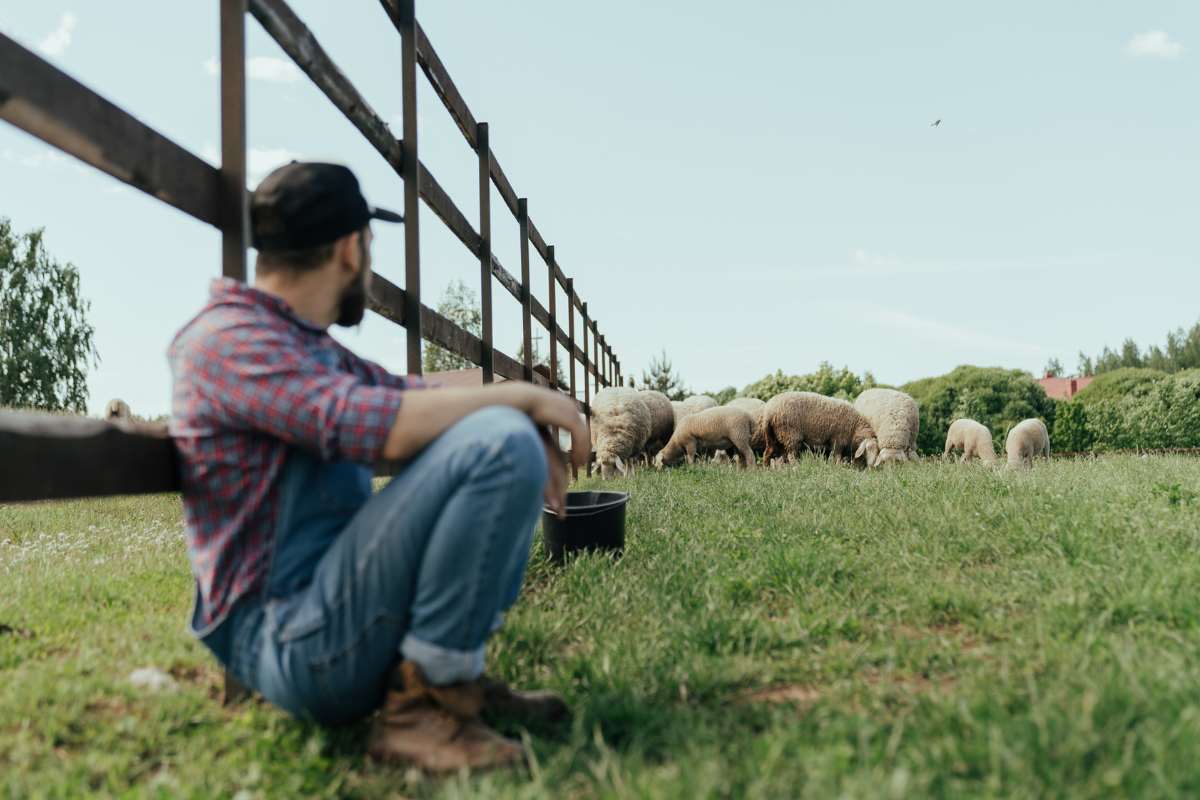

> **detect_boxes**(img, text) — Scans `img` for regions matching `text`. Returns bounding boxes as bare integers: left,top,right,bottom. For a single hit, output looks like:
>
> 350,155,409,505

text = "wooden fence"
0,0,622,415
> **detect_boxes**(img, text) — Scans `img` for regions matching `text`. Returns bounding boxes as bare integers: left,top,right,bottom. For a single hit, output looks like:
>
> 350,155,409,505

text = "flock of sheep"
587,386,1052,476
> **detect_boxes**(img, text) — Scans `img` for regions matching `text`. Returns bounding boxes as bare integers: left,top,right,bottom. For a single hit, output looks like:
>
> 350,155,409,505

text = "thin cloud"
1124,31,1184,60
853,249,901,268
760,254,1100,280
37,12,76,57
4,147,70,169
203,55,302,83
200,143,302,186
856,303,1045,356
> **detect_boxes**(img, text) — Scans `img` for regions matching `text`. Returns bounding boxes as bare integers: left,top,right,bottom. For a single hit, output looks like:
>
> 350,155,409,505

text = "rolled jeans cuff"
400,632,486,685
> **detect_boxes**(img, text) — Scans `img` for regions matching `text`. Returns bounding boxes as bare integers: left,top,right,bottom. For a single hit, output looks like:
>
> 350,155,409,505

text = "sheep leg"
685,442,697,465
736,441,755,469
960,452,970,466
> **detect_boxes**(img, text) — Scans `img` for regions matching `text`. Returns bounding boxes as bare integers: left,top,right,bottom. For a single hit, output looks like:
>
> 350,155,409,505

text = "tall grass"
4,456,1200,797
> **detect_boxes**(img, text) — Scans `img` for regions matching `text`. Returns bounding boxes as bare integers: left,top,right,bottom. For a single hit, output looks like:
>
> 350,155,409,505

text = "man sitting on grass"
168,161,588,772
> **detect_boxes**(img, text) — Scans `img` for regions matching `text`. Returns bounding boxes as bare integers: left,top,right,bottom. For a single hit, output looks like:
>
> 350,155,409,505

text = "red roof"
422,369,509,388
1037,374,1095,400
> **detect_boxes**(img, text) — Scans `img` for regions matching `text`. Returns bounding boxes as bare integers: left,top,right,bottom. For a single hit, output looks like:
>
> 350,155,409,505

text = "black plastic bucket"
541,490,630,564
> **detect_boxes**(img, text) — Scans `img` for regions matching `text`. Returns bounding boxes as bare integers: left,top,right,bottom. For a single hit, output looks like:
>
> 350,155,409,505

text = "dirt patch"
0,623,35,639
739,685,822,705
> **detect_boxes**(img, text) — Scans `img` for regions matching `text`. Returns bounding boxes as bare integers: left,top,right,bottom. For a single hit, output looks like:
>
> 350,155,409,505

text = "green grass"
5,456,1200,798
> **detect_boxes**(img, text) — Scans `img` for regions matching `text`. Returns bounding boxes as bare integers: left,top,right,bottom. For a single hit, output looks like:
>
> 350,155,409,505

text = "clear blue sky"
1,1,1196,416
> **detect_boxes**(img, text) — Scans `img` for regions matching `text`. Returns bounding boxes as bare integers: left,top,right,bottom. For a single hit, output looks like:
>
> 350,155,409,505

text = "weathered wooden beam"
0,413,179,502
249,0,403,173
0,34,220,226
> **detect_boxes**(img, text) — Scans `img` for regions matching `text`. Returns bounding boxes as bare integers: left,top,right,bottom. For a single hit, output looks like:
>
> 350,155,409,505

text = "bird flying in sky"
931,120,941,127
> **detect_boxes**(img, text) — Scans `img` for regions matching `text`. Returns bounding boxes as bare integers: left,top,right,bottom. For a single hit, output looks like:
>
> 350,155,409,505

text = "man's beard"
334,237,369,327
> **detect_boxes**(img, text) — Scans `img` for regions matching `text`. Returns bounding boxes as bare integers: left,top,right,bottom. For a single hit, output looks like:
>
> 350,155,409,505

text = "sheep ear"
615,455,628,476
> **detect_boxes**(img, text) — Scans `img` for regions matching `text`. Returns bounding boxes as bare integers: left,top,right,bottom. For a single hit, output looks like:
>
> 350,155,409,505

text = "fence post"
518,198,533,383
567,278,576,402
477,121,493,383
219,0,247,282
581,302,589,411
398,0,422,376
547,245,558,391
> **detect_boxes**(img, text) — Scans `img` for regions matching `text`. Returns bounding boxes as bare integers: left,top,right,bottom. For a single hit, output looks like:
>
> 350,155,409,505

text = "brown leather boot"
480,676,570,724
366,662,526,772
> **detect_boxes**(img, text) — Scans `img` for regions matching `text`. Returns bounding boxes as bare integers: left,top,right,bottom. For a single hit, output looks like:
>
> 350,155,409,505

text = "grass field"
4,455,1200,798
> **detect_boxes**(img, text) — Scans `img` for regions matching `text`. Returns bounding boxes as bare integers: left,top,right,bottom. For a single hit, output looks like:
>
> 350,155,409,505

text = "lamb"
853,388,919,464
654,406,756,470
943,419,1000,467
105,398,131,421
589,387,652,478
761,391,879,468
637,389,675,463
1005,418,1050,470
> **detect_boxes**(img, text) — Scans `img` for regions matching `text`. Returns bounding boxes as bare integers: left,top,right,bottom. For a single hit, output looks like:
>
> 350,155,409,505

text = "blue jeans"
200,407,547,725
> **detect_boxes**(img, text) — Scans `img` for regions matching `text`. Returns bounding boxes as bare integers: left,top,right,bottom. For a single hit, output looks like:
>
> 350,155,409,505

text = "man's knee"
459,407,547,488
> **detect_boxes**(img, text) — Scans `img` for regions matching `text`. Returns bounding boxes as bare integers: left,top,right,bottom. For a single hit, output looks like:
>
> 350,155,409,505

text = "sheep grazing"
654,406,756,470
105,398,132,421
944,419,1000,467
637,389,675,463
681,394,718,416
589,387,652,478
1005,418,1050,470
726,397,767,458
761,392,879,468
853,388,920,465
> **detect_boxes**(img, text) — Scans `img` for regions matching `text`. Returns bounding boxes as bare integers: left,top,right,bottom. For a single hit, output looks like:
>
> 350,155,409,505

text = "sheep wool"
105,398,132,421
637,389,676,462
1005,418,1050,470
853,388,919,465
655,406,756,470
590,387,652,478
762,391,878,468
681,394,718,416
944,419,1000,467
726,397,767,455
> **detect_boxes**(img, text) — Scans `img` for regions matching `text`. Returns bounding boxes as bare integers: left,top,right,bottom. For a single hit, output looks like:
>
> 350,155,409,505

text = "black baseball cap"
251,161,403,252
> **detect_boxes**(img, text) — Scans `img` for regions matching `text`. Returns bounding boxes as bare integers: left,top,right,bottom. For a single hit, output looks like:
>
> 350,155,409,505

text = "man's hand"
539,427,571,519
382,382,590,476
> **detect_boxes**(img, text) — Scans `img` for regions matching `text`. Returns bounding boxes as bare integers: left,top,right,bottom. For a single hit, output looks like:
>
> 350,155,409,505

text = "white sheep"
943,419,1000,467
638,389,675,464
105,398,132,421
726,397,767,457
654,406,756,470
589,387,652,478
853,388,919,465
1005,418,1050,470
761,391,879,468
681,395,718,416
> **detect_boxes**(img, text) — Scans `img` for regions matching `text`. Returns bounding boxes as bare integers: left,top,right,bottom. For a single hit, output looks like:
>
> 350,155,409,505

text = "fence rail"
0,0,621,412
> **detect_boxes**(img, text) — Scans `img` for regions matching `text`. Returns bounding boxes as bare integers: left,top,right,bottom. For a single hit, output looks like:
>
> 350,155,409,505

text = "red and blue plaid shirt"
169,279,424,628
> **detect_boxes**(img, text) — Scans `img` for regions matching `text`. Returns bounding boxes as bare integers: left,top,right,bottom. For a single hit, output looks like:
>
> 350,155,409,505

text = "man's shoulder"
172,295,285,359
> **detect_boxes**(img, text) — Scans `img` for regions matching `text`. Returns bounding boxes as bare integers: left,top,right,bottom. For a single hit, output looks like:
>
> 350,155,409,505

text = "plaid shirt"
169,279,424,628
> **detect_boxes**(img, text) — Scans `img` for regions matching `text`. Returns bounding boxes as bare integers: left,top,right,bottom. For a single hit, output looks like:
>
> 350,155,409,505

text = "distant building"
1037,373,1095,400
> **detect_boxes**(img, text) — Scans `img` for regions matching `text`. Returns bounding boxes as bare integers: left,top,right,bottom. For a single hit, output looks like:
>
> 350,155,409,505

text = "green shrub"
738,362,877,403
1073,367,1167,406
1052,400,1093,452
900,365,1058,455
1086,370,1200,450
